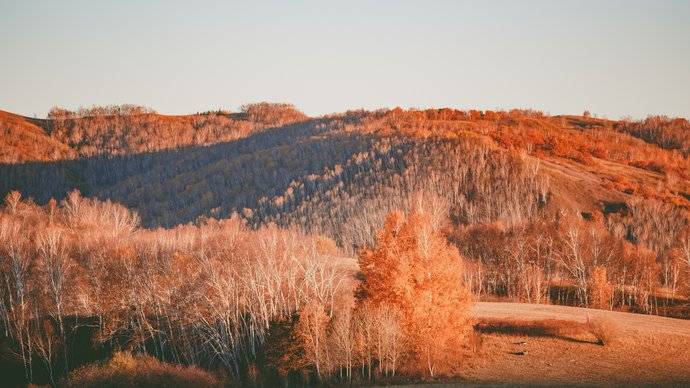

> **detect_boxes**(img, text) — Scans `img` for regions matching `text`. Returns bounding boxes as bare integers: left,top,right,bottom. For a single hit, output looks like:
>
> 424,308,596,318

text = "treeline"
47,104,157,119
617,116,690,156
0,191,473,385
0,103,307,163
452,197,690,314
0,191,353,384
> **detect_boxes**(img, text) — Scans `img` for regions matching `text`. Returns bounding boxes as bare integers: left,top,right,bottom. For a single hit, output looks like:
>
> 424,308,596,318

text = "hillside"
0,110,76,162
0,102,307,163
3,107,689,225
2,106,689,250
464,302,690,386
1,104,690,386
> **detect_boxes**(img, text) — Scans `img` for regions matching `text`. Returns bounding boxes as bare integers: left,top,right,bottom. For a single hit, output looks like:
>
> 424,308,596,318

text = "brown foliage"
452,212,666,312
0,192,356,384
589,266,614,310
62,352,222,388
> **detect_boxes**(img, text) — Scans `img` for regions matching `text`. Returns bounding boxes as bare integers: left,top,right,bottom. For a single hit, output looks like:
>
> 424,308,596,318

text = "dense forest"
1,103,690,385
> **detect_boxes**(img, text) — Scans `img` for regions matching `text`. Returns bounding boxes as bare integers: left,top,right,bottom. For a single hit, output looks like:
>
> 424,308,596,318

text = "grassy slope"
462,302,690,386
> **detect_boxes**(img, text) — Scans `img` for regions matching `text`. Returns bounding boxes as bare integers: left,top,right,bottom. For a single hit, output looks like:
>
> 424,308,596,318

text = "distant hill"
0,110,76,162
0,102,307,162
1,105,689,250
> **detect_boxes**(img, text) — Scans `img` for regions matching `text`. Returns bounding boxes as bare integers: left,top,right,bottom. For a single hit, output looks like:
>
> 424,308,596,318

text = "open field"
454,302,690,386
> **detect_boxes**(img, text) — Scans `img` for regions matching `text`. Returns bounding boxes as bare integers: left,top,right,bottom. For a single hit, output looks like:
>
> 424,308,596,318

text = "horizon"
2,1,690,120
3,102,684,121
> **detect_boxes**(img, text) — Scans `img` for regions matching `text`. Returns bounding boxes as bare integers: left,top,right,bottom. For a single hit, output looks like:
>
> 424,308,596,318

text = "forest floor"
438,302,690,386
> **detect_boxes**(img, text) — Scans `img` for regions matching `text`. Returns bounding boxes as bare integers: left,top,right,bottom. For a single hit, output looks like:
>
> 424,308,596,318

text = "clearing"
454,302,690,386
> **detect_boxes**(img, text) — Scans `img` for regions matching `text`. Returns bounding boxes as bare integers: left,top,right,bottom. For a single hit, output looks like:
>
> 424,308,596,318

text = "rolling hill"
465,302,690,386
1,103,690,386
1,105,688,246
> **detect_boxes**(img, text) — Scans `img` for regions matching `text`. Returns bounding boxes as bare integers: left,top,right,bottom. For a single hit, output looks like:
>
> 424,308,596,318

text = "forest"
1,103,690,386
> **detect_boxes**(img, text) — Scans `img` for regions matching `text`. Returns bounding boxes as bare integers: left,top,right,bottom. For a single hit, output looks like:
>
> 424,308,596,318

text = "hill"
0,110,76,162
464,302,690,386
2,106,689,249
0,102,307,163
1,105,690,386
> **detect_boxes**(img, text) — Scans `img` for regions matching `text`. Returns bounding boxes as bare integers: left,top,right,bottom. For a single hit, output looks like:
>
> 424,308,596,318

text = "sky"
1,0,689,119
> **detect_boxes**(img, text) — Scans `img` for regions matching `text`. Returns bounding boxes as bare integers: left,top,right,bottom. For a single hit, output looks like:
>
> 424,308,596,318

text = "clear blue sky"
1,0,689,119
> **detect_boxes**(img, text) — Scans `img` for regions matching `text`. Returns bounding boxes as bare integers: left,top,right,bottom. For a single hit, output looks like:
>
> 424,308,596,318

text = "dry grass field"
451,302,690,386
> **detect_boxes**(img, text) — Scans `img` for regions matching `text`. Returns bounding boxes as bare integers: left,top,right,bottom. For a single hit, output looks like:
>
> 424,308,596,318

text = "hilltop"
0,103,307,163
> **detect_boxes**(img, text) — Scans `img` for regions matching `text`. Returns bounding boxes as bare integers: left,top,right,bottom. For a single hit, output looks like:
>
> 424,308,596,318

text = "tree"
357,209,473,378
296,301,330,380
36,227,72,378
678,227,690,294
589,266,614,310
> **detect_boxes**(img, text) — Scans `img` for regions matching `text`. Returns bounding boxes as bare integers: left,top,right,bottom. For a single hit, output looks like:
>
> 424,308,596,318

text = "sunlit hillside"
1,103,689,386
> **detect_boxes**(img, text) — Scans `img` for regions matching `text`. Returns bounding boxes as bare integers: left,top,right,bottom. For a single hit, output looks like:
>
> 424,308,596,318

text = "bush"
474,318,587,339
586,316,618,346
240,102,307,126
61,352,222,388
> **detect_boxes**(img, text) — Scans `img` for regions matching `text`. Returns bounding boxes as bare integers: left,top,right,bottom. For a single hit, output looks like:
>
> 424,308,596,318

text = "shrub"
240,102,307,126
474,318,587,339
60,352,222,388
586,316,618,346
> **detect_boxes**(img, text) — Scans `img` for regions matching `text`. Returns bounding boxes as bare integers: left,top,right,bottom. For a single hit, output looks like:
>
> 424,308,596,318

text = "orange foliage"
358,210,473,378
589,266,614,310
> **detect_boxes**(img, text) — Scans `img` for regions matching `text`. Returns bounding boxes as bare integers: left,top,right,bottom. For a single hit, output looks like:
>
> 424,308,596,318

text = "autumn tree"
589,266,614,310
240,102,307,127
296,301,330,380
357,208,473,378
